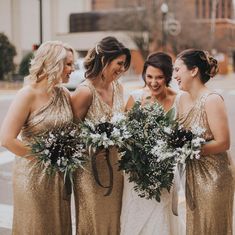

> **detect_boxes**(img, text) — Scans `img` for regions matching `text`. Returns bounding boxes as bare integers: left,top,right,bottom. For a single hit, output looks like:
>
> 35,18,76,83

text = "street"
0,74,235,234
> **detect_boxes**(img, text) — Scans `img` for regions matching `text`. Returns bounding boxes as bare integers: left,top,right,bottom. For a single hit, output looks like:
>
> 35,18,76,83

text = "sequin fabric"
178,92,234,235
12,86,73,235
73,80,124,235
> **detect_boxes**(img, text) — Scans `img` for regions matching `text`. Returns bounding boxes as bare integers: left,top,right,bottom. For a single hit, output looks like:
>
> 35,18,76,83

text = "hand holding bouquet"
118,101,205,202
79,114,131,196
29,123,87,197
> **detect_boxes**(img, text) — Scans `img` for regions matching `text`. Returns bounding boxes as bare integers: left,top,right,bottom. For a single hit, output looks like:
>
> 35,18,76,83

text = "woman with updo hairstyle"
71,36,131,235
174,49,234,235
126,52,177,112
0,41,76,234
122,52,180,235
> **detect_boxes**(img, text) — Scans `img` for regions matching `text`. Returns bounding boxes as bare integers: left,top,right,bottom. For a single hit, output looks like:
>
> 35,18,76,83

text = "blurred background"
0,0,235,83
0,0,235,234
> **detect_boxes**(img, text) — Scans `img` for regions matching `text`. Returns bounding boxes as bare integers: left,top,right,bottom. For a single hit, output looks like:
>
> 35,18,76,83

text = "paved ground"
0,73,235,234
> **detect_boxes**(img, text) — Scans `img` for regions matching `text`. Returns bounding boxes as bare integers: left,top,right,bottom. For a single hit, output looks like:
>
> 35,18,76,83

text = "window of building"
195,0,199,18
209,0,212,18
202,0,206,18
221,0,225,18
227,0,231,18
216,0,219,18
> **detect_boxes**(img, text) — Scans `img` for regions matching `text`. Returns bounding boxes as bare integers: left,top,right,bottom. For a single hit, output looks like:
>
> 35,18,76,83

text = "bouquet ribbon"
91,148,113,196
62,174,72,201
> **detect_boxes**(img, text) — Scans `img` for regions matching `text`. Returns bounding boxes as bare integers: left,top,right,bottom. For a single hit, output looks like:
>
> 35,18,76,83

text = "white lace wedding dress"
120,89,180,235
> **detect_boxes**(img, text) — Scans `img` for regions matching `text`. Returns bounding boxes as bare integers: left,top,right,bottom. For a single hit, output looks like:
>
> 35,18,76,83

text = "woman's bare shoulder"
204,92,224,110
71,83,93,107
73,83,93,97
15,85,36,102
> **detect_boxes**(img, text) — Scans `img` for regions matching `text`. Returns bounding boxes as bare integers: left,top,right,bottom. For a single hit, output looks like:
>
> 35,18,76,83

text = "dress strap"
200,92,224,107
174,92,182,108
80,82,96,101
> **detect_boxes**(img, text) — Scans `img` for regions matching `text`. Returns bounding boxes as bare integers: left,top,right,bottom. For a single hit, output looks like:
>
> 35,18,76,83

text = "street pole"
39,0,43,44
161,3,168,51
162,12,166,51
210,0,219,52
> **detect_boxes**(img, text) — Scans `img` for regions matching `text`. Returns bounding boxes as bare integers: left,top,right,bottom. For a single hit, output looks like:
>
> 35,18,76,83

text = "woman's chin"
149,89,162,97
178,83,184,91
62,78,69,84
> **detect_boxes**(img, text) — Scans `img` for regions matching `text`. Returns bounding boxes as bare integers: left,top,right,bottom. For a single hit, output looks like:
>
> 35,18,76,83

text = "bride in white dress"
121,52,180,235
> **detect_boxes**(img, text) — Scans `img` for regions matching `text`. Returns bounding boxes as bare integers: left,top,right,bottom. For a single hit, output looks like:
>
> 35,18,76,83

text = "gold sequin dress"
178,92,234,235
73,81,124,235
12,86,73,235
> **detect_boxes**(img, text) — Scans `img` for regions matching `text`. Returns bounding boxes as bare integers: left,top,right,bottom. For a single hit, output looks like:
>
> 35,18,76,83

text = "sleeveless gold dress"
12,86,73,235
73,81,124,235
178,93,234,235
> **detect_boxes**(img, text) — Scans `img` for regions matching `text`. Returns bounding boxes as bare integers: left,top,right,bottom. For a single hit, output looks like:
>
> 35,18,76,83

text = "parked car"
64,58,85,90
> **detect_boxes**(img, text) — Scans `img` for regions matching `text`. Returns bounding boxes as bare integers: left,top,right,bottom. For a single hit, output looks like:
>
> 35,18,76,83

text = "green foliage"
0,33,17,80
118,101,176,202
19,52,34,76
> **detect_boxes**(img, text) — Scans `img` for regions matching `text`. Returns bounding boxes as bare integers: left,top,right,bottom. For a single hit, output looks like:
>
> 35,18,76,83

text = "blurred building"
0,0,90,63
0,0,140,74
0,0,235,73
71,0,235,73
193,0,235,73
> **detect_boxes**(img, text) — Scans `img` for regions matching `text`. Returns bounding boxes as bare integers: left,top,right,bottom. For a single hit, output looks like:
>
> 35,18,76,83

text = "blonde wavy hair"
26,41,76,91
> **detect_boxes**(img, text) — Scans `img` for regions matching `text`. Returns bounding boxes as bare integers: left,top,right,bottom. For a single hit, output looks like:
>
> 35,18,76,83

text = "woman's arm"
201,94,230,155
0,88,34,157
71,85,93,121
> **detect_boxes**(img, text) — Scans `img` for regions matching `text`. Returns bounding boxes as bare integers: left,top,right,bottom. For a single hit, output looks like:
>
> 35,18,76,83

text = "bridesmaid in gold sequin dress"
71,37,131,235
174,49,234,235
0,41,75,235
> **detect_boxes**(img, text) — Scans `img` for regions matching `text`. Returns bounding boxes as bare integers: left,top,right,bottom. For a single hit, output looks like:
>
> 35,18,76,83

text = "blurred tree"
0,33,17,80
19,52,34,76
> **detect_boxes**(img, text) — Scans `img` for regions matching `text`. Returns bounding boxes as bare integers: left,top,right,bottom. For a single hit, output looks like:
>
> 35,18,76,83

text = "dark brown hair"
177,49,218,83
142,52,173,86
84,36,131,79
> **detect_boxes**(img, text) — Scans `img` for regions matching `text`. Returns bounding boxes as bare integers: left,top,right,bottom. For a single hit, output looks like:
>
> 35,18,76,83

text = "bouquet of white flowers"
29,123,87,197
79,114,131,196
118,101,205,202
79,114,131,153
167,125,205,164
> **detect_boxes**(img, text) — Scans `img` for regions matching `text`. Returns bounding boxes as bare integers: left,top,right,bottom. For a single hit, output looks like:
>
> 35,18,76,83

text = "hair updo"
177,49,218,83
84,36,131,79
142,52,173,86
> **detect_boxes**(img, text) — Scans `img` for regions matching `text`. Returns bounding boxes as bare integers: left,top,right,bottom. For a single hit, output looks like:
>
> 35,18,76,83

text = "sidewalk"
0,81,23,94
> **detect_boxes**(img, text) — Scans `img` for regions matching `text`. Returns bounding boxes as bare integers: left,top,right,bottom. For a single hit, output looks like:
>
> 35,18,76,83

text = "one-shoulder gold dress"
178,93,234,235
73,81,124,235
12,86,73,235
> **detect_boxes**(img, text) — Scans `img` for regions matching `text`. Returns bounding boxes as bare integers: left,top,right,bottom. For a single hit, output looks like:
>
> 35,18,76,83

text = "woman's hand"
0,87,34,157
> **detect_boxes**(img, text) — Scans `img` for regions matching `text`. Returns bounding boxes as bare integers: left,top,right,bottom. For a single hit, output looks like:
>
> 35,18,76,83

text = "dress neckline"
142,92,179,113
28,87,59,120
87,80,115,110
180,92,211,119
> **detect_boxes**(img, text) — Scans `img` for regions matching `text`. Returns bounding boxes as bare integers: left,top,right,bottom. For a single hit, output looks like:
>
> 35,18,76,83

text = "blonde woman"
0,41,75,235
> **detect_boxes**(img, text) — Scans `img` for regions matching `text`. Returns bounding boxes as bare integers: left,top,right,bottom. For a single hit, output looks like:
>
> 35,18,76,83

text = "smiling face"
102,54,127,82
62,50,74,83
173,58,194,91
145,65,167,97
